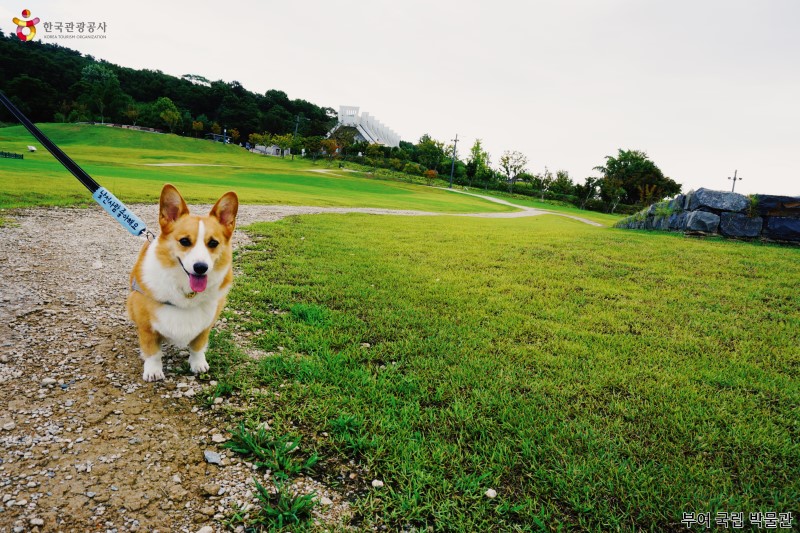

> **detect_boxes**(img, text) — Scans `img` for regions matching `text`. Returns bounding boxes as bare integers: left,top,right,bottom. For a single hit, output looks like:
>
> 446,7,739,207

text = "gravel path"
0,200,602,532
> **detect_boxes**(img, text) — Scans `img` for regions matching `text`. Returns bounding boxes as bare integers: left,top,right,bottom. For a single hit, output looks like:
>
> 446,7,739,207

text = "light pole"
728,170,742,192
449,133,458,188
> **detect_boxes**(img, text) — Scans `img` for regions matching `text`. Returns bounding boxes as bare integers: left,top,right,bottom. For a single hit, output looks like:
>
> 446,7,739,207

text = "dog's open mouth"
188,273,208,293
179,258,208,293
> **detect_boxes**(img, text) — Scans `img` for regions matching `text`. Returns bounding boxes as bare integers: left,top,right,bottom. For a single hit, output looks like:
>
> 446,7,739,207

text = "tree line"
0,31,681,213
0,31,335,139
328,128,681,213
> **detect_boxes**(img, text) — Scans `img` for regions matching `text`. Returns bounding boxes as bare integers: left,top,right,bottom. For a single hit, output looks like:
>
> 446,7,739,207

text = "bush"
403,162,424,176
423,169,438,185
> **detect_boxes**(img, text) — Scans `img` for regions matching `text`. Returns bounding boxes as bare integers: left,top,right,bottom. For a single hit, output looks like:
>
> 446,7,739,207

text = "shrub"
423,169,439,186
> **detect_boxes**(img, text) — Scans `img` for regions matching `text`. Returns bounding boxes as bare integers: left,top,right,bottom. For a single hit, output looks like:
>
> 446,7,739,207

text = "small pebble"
371,479,384,488
204,451,221,465
484,488,497,499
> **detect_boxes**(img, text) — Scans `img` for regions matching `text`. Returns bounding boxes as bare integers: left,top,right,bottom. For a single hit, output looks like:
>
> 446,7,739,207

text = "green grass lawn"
205,214,799,531
0,124,513,213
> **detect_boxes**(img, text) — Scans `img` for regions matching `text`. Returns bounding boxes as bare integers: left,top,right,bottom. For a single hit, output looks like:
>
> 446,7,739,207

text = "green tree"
248,132,264,148
549,170,575,198
152,97,181,133
304,136,323,162
124,103,141,126
366,143,384,160
5,75,58,122
529,167,554,200
466,139,491,188
593,149,681,205
273,133,293,157
574,177,600,209
80,64,125,124
499,150,528,194
416,134,446,171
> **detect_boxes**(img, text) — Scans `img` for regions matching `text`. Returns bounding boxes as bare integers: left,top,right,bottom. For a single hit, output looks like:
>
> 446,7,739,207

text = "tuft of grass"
0,215,17,228
223,423,319,480
251,478,317,530
290,303,330,327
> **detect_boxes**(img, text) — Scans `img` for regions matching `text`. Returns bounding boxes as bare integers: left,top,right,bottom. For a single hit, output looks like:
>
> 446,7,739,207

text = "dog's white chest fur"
152,300,219,347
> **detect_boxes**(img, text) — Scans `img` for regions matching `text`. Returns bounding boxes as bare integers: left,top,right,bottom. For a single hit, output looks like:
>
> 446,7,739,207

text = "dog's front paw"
143,357,165,382
189,352,209,374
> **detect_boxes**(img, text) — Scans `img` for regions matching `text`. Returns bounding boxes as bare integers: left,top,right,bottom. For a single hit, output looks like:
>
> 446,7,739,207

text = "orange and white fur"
127,184,238,382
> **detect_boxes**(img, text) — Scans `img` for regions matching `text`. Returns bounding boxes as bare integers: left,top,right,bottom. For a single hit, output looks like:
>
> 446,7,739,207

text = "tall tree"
466,139,491,188
304,136,323,162
593,149,681,205
549,170,575,198
152,96,181,133
80,64,126,123
416,134,446,171
574,177,600,209
499,150,528,194
529,167,554,200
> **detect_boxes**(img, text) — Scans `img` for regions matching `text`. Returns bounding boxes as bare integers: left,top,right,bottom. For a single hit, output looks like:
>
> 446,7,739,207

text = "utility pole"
728,170,742,192
449,133,458,189
292,114,307,161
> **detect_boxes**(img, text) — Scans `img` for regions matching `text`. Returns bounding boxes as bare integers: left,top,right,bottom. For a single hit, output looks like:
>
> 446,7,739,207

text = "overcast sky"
4,0,799,195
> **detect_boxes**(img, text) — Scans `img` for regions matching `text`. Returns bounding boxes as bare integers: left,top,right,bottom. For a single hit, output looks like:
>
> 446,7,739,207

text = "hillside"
0,123,516,214
0,30,334,139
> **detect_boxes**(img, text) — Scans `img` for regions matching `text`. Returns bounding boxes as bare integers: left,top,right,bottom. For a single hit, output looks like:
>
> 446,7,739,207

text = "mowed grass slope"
0,124,513,213
209,215,799,531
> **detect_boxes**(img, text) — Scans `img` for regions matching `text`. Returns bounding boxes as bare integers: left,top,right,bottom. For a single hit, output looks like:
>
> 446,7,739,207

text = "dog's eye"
179,237,192,247
208,239,219,249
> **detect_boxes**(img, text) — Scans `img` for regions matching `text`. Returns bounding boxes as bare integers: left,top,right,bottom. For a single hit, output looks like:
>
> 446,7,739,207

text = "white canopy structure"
328,106,401,148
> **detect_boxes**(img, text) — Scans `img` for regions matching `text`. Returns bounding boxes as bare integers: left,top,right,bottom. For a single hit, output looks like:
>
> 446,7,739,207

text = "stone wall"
614,188,800,243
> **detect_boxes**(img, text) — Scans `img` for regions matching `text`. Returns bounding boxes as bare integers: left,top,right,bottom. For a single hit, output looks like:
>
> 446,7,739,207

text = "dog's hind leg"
188,328,211,374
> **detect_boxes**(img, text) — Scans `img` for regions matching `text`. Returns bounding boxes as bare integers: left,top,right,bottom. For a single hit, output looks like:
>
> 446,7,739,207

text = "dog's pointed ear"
159,184,189,231
209,191,238,237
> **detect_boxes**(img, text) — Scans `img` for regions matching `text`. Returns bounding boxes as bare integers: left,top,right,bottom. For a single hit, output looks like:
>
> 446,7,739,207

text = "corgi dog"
127,184,238,382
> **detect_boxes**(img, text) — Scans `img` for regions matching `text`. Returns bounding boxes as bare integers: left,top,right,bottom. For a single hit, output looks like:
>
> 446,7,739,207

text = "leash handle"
92,187,147,237
0,91,149,238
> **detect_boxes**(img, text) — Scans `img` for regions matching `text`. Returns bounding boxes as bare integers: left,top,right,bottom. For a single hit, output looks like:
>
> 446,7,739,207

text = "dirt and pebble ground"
0,204,443,532
0,196,590,532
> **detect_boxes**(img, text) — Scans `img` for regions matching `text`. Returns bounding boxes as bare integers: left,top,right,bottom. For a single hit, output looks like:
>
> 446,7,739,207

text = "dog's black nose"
193,262,208,275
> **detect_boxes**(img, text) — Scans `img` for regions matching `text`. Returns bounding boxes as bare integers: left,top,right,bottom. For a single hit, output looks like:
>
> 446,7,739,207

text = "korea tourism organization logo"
10,7,108,42
12,8,39,41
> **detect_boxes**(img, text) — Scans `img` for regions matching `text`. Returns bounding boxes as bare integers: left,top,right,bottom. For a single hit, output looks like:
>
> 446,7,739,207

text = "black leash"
0,91,150,238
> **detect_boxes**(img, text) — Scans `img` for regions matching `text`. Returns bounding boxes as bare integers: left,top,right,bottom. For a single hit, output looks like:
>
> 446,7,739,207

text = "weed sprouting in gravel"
223,423,319,480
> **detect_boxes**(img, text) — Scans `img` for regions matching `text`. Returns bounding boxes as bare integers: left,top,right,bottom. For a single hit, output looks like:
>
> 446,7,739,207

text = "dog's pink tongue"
189,274,208,293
